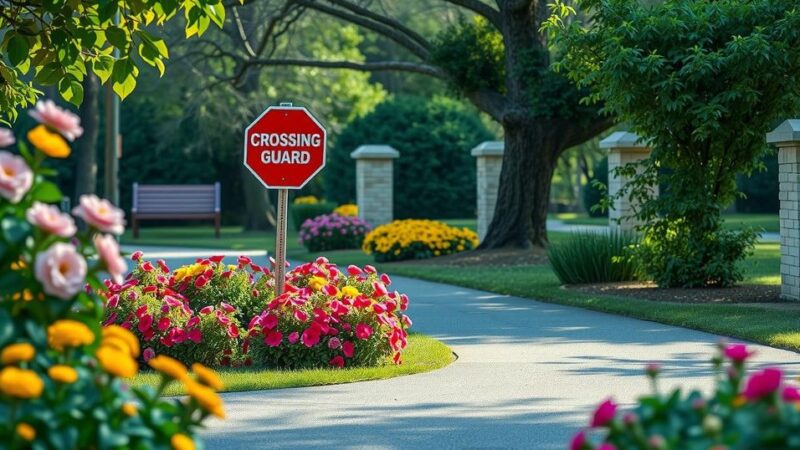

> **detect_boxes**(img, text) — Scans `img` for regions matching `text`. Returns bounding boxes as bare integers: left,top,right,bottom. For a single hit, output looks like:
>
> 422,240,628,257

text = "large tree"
214,0,612,247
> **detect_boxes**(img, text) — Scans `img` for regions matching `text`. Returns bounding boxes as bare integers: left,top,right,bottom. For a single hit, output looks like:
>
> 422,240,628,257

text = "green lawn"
121,226,302,252
130,334,454,395
552,212,779,233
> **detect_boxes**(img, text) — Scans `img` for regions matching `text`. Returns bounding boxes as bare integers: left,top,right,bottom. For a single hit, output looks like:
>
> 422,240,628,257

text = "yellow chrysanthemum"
192,363,223,391
48,365,78,384
0,367,43,399
362,219,478,260
174,263,206,282
340,286,360,298
16,423,35,441
27,125,70,158
333,204,358,217
96,346,138,378
293,195,319,205
185,379,225,418
308,276,327,292
1,343,35,365
171,433,196,450
102,325,141,357
122,403,138,417
149,355,188,381
47,320,95,351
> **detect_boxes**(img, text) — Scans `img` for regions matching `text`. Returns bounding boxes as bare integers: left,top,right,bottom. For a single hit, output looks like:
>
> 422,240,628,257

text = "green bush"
290,202,335,230
582,157,608,218
548,230,639,284
326,95,494,219
737,152,779,214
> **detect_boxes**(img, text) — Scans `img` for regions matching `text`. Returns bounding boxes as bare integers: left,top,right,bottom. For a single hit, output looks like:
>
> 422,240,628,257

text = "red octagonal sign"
243,106,327,189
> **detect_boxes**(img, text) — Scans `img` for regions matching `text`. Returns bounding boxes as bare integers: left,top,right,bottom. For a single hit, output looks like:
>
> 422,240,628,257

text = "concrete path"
134,248,798,449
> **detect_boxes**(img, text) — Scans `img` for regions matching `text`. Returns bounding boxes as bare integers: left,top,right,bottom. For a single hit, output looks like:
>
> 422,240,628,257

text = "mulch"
569,281,783,304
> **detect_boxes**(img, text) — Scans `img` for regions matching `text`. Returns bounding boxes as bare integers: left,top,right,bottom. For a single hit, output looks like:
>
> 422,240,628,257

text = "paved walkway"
135,248,799,449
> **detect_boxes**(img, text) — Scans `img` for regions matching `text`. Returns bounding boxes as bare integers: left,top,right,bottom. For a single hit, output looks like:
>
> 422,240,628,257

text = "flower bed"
0,100,220,449
299,213,371,252
570,343,800,450
333,203,358,217
362,219,479,262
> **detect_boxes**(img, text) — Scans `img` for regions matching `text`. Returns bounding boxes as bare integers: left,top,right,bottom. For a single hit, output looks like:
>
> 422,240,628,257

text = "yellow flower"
308,276,327,291
102,325,140,357
11,289,34,302
27,125,70,158
293,195,319,205
16,423,35,442
185,379,225,418
1,343,35,365
10,259,26,270
149,355,188,381
171,433,196,450
174,263,206,282
340,286,360,298
0,367,43,399
48,365,78,384
333,204,358,216
96,346,138,378
122,403,138,417
192,363,223,391
732,395,747,408
47,320,95,351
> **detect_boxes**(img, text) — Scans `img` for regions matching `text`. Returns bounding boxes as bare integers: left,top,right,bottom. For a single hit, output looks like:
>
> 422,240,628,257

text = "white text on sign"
250,132,321,165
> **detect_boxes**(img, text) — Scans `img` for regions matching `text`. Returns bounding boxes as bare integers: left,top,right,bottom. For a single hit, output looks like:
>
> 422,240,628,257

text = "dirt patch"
569,281,782,304
389,248,549,267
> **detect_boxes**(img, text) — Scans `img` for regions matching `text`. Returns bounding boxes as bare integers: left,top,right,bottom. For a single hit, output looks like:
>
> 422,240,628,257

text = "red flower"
342,341,355,358
288,331,300,344
302,325,321,347
380,273,392,286
194,276,208,289
743,367,783,400
591,398,617,427
372,282,388,297
199,306,214,315
569,431,586,450
264,331,283,347
157,317,171,331
143,285,157,294
725,343,754,363
209,255,224,263
373,303,386,314
355,323,373,340
157,259,170,273
141,261,154,272
138,314,153,333
364,265,376,274
329,355,344,368
131,251,143,262
346,265,362,276
188,328,202,343
262,314,279,330
782,386,800,402
227,324,240,338
294,310,309,322
220,302,235,313
186,316,200,328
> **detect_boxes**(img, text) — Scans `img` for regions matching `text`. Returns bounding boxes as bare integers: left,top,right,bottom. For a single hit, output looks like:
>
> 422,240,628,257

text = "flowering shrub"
247,257,412,369
0,101,221,449
570,343,800,450
363,219,479,262
333,203,358,217
293,195,319,205
299,213,371,252
102,254,275,367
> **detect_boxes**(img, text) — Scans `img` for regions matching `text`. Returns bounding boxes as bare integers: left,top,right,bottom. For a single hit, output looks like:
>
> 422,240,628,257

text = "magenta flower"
288,331,300,344
591,398,617,427
342,341,355,358
302,326,321,347
782,386,800,402
264,331,282,347
724,343,754,363
355,323,373,340
329,355,344,368
743,367,783,400
569,431,586,450
0,151,33,204
29,99,84,141
328,337,341,349
143,347,155,362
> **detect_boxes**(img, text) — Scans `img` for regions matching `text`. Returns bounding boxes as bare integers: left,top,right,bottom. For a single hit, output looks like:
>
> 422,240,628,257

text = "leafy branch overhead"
0,0,227,122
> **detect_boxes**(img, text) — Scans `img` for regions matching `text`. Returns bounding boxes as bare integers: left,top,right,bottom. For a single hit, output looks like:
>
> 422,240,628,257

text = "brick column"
471,141,504,241
767,120,800,301
350,145,399,227
599,131,654,232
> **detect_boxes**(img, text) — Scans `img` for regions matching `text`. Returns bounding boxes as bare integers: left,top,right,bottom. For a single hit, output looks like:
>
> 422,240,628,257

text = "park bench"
131,183,221,238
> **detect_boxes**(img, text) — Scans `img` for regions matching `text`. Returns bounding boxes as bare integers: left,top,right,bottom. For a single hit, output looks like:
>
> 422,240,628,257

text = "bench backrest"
132,183,220,214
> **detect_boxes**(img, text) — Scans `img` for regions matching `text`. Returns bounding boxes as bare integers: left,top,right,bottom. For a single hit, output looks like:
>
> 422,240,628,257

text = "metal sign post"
275,188,289,296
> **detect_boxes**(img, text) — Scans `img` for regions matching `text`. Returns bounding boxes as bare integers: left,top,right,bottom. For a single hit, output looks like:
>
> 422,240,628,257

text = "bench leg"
133,216,139,239
214,214,221,239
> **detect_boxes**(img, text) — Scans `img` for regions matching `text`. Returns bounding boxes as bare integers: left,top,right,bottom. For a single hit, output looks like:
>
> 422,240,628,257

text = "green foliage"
327,95,494,219
0,0,224,121
291,202,336,231
583,157,608,218
550,0,800,287
548,230,639,284
737,152,779,214
431,16,505,94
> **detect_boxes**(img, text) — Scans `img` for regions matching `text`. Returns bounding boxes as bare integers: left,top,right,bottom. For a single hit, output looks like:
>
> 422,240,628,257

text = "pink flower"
0,128,15,148
0,151,33,204
35,242,87,300
380,273,391,286
372,281,388,297
261,314,279,330
72,195,125,234
302,326,321,347
170,327,187,344
591,398,617,427
131,251,143,262
25,201,76,237
782,386,800,402
328,337,341,349
264,331,282,347
138,314,153,333
188,328,202,343
220,302,235,313
157,317,171,331
346,265,362,276
28,99,83,141
143,347,155,362
199,306,214,315
598,444,617,450
364,265,376,274
342,341,354,358
329,355,344,368
194,276,208,289
141,262,154,272
725,343,754,363
645,362,662,377
94,234,127,283
294,310,309,322
743,367,783,400
355,323,373,340
569,431,586,450
288,331,300,344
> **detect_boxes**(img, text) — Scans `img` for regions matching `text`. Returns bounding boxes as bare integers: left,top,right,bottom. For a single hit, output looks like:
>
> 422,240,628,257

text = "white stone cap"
767,120,800,145
471,141,504,157
599,131,649,149
350,145,399,159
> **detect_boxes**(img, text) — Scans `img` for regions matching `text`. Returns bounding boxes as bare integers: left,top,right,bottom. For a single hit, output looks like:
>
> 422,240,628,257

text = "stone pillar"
350,145,399,227
471,141,504,241
599,131,654,232
767,120,800,301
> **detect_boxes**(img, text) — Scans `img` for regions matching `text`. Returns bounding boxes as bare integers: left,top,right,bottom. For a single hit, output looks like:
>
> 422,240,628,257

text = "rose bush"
0,101,222,449
570,343,800,450
363,219,479,262
247,257,412,369
299,213,371,252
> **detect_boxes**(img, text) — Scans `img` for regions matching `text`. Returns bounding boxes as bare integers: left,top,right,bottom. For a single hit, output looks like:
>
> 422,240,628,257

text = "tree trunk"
74,74,100,201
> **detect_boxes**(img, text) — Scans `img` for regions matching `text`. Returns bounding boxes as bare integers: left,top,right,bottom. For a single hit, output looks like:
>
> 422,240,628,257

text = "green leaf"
111,58,138,100
58,77,84,105
0,216,31,245
92,55,114,83
106,27,128,51
30,181,63,203
7,35,29,67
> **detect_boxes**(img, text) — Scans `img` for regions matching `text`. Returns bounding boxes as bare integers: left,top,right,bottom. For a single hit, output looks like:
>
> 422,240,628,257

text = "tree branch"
245,58,447,78
559,114,615,151
322,0,432,51
443,0,501,28
466,89,507,122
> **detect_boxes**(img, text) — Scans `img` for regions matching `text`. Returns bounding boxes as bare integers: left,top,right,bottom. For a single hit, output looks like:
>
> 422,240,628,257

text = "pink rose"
72,195,125,234
35,242,87,300
288,331,300,344
28,99,84,141
744,367,783,400
591,398,617,427
0,128,15,148
569,431,586,450
724,343,754,363
355,323,372,340
328,337,341,349
264,331,283,347
94,234,127,283
143,347,155,362
26,202,76,237
342,341,354,358
0,151,33,204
